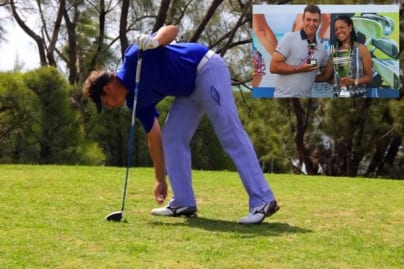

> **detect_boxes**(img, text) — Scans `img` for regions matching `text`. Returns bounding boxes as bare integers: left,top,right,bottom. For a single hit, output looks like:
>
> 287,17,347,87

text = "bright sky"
0,9,40,71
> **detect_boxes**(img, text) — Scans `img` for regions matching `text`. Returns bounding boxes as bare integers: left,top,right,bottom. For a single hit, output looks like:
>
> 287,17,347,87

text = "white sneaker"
239,200,279,225
151,205,197,217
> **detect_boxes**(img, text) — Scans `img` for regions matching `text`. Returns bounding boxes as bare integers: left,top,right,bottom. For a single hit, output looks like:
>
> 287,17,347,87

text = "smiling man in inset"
270,4,329,97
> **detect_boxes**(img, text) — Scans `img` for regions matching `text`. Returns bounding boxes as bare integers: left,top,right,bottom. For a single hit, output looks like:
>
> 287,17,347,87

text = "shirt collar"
300,29,317,44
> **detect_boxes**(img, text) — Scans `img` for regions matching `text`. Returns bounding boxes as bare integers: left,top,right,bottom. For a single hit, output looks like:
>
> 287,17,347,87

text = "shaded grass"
0,165,403,268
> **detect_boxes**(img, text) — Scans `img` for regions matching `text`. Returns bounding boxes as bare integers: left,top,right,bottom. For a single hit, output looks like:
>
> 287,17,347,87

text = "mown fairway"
0,165,402,268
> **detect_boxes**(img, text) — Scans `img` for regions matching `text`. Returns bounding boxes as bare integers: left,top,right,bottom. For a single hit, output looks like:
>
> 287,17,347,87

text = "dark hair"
334,15,358,49
303,4,321,17
83,70,111,113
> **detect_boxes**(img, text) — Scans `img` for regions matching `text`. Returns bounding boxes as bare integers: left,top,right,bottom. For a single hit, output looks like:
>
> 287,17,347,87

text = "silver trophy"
298,43,318,69
307,43,317,66
332,47,351,97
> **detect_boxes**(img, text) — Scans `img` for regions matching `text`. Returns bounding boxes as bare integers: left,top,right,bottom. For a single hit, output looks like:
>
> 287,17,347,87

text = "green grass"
0,165,403,269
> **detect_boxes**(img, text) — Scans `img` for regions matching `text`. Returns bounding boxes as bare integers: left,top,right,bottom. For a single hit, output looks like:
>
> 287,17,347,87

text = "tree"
1,0,402,178
365,99,404,178
9,0,65,67
23,67,77,163
0,0,9,42
0,72,39,163
249,0,403,177
236,92,294,173
0,67,105,164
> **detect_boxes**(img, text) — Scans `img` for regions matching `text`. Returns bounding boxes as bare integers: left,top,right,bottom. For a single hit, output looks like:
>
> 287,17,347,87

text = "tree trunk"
63,3,79,84
120,0,129,57
89,0,107,70
348,99,372,177
10,0,47,66
153,0,171,33
292,99,316,175
384,135,401,165
190,0,224,42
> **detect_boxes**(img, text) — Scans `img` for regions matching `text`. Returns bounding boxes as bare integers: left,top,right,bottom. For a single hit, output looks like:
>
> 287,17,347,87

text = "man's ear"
104,75,128,96
103,83,112,93
103,74,117,93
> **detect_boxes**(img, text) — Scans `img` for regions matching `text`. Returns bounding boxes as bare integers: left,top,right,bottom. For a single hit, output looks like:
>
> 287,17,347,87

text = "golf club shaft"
120,50,143,212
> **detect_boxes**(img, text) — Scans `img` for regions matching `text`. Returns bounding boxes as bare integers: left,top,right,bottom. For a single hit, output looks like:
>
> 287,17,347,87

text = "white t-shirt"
274,30,329,97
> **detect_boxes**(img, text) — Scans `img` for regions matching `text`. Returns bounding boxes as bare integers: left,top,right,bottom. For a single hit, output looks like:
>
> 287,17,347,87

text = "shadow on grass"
149,217,312,237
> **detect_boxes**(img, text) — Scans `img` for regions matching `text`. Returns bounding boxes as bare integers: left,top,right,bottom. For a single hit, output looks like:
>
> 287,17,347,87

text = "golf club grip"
131,50,143,126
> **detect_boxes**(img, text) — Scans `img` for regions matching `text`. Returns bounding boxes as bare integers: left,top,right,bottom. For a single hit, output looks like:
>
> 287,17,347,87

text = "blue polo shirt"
116,43,209,132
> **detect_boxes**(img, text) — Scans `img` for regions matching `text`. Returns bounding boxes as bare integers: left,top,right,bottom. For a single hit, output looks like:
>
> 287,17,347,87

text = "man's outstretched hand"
154,180,168,205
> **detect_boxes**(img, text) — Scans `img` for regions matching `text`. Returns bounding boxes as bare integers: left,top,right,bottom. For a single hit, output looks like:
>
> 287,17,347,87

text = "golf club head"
371,38,399,59
105,211,123,222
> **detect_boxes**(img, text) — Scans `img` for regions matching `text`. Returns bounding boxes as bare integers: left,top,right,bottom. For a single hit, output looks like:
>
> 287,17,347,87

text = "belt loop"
197,50,215,72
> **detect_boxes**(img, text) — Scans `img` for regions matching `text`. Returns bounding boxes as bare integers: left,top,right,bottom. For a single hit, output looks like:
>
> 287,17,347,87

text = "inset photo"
252,4,400,98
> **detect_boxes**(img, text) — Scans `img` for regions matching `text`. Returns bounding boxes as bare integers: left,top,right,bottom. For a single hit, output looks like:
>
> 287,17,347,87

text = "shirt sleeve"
275,32,292,59
136,105,160,133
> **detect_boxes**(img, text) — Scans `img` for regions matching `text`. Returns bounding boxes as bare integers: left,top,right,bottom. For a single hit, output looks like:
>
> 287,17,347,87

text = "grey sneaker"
239,200,279,225
151,205,197,217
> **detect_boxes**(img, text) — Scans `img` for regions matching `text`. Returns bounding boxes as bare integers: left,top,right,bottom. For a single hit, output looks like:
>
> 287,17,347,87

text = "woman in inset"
316,15,372,97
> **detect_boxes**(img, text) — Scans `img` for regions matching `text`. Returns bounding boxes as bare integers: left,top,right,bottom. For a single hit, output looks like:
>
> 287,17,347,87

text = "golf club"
371,38,399,59
105,50,143,222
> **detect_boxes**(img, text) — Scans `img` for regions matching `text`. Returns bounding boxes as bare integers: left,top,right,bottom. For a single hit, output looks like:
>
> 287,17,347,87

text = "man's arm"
147,118,168,204
154,25,178,46
134,25,178,50
270,51,318,74
315,58,333,82
358,44,373,85
253,14,277,55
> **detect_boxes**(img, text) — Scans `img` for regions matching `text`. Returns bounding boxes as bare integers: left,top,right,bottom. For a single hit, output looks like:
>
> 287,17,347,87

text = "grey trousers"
162,53,275,210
